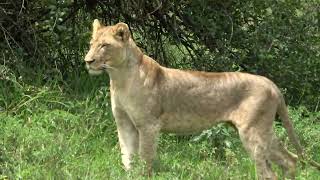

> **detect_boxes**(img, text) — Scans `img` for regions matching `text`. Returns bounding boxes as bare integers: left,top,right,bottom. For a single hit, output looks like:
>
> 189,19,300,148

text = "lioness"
84,19,312,179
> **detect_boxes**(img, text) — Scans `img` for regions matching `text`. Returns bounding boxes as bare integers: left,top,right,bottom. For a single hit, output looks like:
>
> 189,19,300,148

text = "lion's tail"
277,95,303,156
277,95,320,170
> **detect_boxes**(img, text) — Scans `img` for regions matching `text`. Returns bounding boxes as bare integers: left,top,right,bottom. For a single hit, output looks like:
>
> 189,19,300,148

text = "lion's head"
84,20,132,75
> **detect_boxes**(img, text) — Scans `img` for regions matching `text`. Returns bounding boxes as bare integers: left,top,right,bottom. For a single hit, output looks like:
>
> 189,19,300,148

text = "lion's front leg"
114,109,139,171
138,124,161,175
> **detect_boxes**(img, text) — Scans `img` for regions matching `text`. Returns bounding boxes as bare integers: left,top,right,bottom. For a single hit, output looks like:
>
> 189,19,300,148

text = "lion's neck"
108,42,144,88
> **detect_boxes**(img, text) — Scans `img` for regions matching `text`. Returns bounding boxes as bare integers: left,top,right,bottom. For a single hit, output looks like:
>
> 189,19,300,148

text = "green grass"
1,71,320,179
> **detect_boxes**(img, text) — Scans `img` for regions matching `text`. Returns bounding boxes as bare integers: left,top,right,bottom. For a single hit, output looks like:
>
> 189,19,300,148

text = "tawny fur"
84,20,306,180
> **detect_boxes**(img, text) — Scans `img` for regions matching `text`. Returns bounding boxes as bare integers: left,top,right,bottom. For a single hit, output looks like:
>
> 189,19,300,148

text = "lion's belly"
160,112,223,134
158,93,235,134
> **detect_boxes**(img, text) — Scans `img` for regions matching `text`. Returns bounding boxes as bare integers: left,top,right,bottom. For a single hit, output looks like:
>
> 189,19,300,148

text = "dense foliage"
1,0,320,109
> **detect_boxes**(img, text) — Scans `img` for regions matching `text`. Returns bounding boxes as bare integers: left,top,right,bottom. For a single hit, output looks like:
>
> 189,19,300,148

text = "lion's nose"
85,58,95,65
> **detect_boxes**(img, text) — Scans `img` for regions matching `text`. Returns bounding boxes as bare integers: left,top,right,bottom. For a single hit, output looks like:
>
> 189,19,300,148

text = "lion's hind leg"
269,135,298,179
238,126,277,180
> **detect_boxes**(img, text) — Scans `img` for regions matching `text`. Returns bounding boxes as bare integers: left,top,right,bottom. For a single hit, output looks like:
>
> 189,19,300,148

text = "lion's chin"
88,69,103,75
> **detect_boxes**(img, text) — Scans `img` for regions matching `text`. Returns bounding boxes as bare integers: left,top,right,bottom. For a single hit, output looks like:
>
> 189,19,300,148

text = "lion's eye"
101,43,111,48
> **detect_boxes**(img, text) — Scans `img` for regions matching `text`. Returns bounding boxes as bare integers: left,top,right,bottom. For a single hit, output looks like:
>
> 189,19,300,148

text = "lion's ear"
92,19,101,38
115,22,130,41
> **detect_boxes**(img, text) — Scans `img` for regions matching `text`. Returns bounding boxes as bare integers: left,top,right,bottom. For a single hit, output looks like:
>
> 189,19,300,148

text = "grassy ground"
1,71,320,179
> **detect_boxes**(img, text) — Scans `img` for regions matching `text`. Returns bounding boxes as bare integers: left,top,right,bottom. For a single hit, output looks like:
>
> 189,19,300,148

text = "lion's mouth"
86,63,104,70
86,62,116,75
86,64,104,75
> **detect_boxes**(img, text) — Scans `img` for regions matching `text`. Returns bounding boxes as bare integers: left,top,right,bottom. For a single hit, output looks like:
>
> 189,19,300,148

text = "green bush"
1,0,319,108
